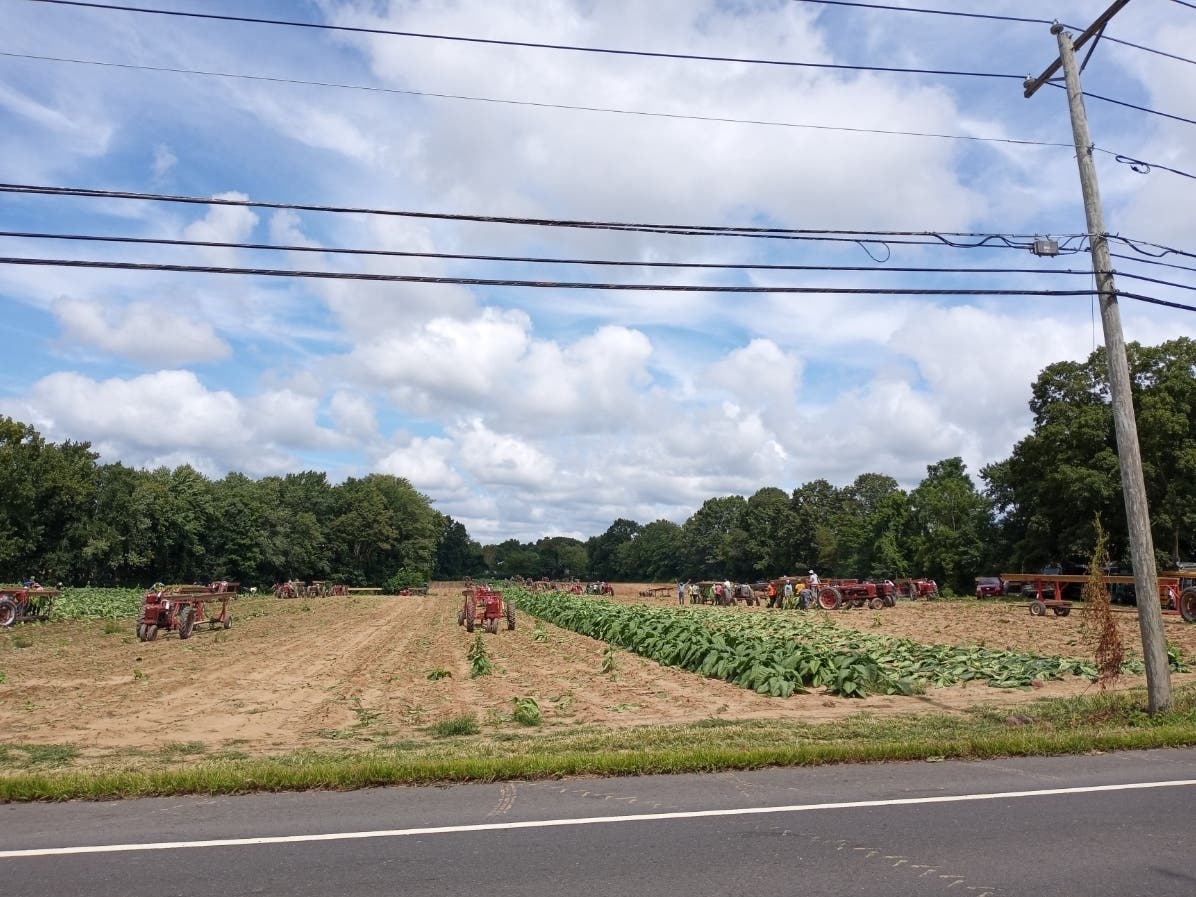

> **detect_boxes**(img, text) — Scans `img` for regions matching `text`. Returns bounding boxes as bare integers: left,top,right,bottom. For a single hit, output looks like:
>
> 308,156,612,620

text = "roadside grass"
3,686,1196,801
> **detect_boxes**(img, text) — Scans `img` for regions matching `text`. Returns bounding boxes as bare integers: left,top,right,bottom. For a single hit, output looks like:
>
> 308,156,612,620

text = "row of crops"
52,588,146,620
506,586,1098,698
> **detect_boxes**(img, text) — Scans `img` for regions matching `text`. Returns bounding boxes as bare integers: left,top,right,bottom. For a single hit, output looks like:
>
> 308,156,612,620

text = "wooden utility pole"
1025,4,1172,713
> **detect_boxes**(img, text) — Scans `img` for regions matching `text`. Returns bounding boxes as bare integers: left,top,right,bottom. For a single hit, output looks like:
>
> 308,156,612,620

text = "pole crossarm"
1023,0,1131,97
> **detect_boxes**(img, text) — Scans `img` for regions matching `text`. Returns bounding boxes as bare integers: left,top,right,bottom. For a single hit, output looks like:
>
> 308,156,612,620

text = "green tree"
681,496,750,580
585,518,641,580
908,458,989,593
436,518,484,578
614,519,684,580
742,487,796,577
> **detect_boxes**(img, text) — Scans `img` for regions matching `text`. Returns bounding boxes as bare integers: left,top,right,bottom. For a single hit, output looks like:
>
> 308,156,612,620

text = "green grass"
427,713,481,738
4,687,1196,801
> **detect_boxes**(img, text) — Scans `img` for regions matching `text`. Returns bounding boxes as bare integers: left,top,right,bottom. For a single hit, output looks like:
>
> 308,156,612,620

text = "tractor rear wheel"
0,598,16,627
146,624,159,641
818,587,842,611
178,606,196,640
464,598,476,632
505,601,516,631
1029,600,1046,617
1180,587,1196,624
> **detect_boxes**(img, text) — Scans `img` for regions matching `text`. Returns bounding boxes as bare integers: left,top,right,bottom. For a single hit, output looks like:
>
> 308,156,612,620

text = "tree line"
3,339,1194,591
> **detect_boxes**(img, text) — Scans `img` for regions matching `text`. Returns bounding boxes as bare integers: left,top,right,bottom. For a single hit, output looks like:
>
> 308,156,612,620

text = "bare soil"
1,584,1193,764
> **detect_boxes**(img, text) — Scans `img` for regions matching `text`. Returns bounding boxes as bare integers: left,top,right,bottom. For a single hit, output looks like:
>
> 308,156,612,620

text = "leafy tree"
585,518,641,580
614,519,684,581
436,518,484,578
741,487,796,577
535,536,588,579
787,479,843,574
681,496,750,580
908,458,989,593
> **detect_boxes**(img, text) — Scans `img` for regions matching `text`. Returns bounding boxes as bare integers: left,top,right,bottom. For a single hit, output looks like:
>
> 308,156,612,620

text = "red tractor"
138,582,237,641
817,579,897,610
0,585,58,627
458,585,515,633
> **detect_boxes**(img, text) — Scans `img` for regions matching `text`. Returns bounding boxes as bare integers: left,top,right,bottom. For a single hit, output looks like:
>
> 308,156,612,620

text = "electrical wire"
24,0,1026,80
793,0,1196,67
0,255,1120,296
1172,0,1196,11
2,255,1191,310
0,183,1089,252
1096,149,1196,180
792,0,1049,25
0,51,1076,152
1053,84,1196,128
0,229,1104,275
1111,252,1196,275
1110,234,1196,262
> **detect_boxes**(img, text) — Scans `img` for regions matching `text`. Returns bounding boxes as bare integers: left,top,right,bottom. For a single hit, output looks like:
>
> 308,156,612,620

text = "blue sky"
2,0,1195,542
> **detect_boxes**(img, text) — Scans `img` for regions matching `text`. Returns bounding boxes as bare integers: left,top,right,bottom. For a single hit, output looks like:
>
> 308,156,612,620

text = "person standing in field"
679,580,687,605
783,577,794,607
766,580,777,608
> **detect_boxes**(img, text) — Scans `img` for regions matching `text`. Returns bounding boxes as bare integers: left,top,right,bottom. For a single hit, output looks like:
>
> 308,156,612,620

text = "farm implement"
0,585,58,627
1001,571,1196,622
137,581,238,641
457,584,516,633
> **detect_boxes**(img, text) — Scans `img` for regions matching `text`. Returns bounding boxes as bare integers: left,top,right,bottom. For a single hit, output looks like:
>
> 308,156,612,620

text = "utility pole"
1025,2,1172,714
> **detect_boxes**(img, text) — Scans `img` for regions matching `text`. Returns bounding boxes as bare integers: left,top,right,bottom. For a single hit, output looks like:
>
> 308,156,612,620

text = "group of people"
676,570,822,609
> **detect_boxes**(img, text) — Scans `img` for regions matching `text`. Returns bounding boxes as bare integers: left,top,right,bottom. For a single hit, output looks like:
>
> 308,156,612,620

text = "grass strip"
4,687,1196,801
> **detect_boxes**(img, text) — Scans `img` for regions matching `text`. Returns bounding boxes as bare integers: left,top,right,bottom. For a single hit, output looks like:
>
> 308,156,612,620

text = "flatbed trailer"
999,572,1196,621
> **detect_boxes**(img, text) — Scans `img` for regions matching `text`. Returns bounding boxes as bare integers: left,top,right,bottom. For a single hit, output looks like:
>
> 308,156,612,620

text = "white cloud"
152,144,177,179
51,297,231,365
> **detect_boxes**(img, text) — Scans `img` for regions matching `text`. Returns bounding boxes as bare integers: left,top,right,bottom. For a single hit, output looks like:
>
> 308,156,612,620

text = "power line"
792,0,1049,25
0,183,1087,251
794,0,1196,67
7,54,1192,184
0,51,1075,152
24,0,1025,80
1111,251,1196,275
1172,0,1196,11
1049,83,1196,128
4,255,1191,310
0,255,1120,297
1097,148,1196,180
0,229,1101,275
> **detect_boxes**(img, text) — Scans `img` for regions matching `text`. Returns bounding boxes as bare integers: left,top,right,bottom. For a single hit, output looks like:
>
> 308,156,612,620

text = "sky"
1,0,1195,543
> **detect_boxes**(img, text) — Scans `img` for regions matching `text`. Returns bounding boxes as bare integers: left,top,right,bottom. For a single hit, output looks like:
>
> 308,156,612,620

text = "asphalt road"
2,748,1195,897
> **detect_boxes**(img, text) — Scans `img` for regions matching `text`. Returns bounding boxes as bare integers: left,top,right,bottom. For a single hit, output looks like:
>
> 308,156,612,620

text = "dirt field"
1,583,1194,764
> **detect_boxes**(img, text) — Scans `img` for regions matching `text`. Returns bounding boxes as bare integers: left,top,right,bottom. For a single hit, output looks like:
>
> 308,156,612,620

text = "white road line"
3,779,1194,859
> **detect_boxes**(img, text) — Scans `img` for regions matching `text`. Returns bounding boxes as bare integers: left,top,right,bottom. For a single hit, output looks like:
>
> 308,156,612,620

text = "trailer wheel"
1180,588,1196,623
0,598,15,628
1052,606,1071,617
505,602,516,631
146,624,159,641
1029,600,1046,617
178,606,196,639
869,597,884,610
464,598,476,632
818,587,842,611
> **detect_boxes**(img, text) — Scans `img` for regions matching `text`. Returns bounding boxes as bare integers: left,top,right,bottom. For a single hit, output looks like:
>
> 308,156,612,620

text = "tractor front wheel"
146,624,159,641
178,606,196,639
869,597,884,610
1180,587,1196,624
137,623,147,641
